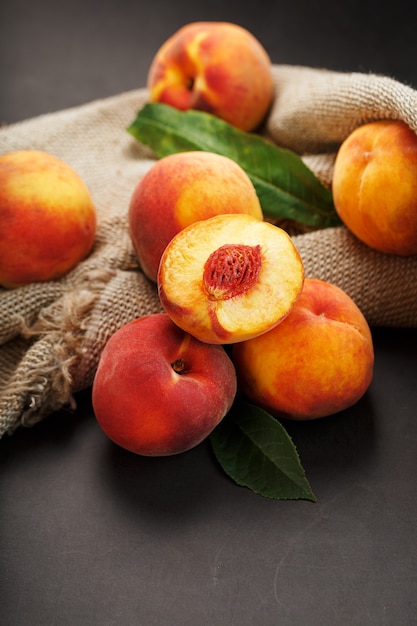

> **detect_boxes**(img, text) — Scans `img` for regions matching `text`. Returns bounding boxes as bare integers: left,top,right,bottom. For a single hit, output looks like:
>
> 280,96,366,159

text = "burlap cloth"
1,64,417,437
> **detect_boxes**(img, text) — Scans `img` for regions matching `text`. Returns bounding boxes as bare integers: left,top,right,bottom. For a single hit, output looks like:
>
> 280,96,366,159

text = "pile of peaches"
1,22,417,458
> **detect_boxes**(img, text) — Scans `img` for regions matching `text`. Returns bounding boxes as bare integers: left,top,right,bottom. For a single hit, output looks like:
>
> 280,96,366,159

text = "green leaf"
127,103,340,230
210,400,316,501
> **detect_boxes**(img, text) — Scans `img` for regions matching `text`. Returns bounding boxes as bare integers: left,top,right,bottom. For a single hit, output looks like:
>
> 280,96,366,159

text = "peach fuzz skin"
232,278,374,420
147,21,274,132
333,120,417,256
128,151,263,282
92,313,237,456
0,150,96,288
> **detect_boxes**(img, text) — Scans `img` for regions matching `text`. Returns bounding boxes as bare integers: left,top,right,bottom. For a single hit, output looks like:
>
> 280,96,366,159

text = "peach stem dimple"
186,76,195,90
171,358,185,374
203,243,262,300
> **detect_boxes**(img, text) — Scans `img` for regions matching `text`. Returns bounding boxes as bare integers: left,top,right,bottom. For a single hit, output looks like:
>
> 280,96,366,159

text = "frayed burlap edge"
0,217,162,437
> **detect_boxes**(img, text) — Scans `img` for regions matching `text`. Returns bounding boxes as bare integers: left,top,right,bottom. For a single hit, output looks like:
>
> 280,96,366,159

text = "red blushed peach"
333,120,417,256
147,21,274,132
158,213,304,345
0,150,96,288
232,278,374,420
128,151,263,282
92,313,237,456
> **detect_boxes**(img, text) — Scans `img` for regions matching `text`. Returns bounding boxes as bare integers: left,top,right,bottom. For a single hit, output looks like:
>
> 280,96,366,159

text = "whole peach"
0,150,96,288
232,278,374,420
333,120,417,256
92,313,237,456
128,150,263,282
147,21,274,132
158,213,304,345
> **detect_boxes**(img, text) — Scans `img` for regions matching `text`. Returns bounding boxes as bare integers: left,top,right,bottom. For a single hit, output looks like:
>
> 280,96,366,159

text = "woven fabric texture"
1,64,416,437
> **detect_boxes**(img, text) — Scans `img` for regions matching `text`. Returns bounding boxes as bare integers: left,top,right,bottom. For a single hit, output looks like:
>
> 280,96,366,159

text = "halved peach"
158,213,305,344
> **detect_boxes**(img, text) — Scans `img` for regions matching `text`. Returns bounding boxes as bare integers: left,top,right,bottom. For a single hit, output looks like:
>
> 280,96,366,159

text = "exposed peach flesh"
158,214,305,344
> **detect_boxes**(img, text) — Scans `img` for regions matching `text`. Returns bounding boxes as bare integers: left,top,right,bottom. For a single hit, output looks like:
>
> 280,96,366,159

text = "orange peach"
147,21,274,132
333,120,417,256
92,313,237,456
128,150,263,282
0,149,96,288
158,213,304,345
232,278,374,420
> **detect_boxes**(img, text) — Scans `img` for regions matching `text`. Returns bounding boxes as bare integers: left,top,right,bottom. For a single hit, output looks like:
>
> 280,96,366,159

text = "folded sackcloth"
1,64,416,437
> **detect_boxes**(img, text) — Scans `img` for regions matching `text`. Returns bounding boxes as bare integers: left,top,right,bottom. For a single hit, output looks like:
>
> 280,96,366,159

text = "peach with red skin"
128,150,263,282
92,313,237,456
232,278,374,420
333,120,417,256
158,213,305,345
0,149,96,288
147,21,274,132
